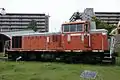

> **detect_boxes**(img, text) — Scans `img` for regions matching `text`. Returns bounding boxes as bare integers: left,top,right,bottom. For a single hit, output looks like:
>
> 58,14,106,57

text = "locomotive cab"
60,21,92,50
62,21,90,33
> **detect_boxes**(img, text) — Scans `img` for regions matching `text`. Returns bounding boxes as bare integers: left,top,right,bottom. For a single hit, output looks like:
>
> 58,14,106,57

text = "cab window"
77,24,83,31
64,25,69,32
70,24,76,32
63,23,83,32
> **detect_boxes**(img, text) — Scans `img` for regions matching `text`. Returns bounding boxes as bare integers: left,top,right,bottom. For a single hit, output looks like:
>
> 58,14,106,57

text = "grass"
0,59,120,80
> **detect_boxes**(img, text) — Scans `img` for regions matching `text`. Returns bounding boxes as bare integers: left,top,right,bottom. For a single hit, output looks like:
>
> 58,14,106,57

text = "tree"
27,20,37,32
92,16,116,34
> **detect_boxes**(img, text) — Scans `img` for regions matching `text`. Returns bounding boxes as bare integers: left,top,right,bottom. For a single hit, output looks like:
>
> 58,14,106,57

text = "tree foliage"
27,20,37,32
92,16,116,34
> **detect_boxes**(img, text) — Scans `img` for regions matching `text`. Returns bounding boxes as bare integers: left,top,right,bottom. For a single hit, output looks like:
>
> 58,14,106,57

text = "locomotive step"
103,53,110,54
102,60,112,63
104,57,111,59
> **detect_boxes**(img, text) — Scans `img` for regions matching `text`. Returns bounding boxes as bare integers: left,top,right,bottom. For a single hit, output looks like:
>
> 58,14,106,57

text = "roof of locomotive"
90,29,108,33
0,30,61,38
17,32,61,37
0,30,35,38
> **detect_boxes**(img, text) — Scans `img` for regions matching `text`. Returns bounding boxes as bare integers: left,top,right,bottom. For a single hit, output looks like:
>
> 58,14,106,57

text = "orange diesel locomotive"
5,20,116,63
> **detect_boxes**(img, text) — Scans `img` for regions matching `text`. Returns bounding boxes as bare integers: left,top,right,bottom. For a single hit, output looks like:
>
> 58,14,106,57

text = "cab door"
84,24,90,48
84,34,90,48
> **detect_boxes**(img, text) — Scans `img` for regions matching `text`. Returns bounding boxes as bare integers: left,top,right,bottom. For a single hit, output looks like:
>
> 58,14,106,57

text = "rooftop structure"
70,8,120,25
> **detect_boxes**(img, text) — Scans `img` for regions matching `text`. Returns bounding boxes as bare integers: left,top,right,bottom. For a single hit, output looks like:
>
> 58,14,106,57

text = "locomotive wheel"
8,53,17,61
83,54,99,64
83,56,93,63
8,54,13,60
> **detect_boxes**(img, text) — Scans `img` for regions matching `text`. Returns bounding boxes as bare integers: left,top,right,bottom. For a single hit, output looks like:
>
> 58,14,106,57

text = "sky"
0,0,119,32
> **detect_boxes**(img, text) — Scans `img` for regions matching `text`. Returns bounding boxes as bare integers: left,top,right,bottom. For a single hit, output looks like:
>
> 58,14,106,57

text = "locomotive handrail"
4,40,11,50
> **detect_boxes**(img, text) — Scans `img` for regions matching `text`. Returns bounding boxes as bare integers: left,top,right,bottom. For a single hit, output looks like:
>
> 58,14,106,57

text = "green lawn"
0,58,120,80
